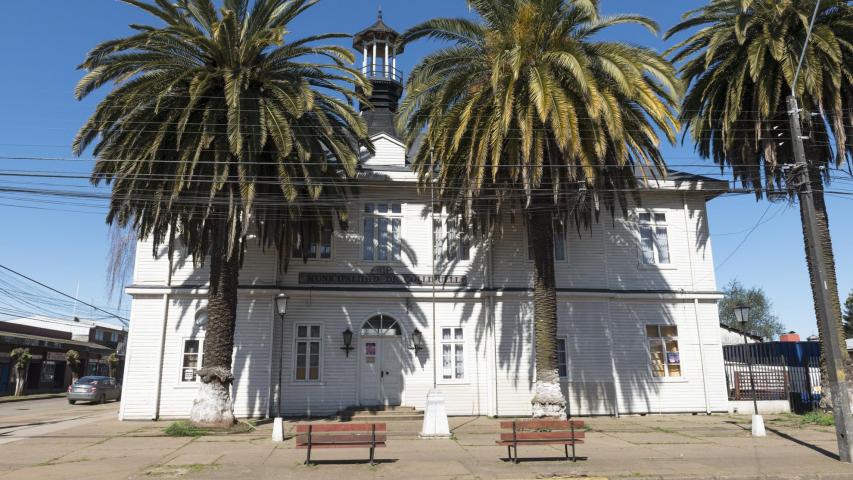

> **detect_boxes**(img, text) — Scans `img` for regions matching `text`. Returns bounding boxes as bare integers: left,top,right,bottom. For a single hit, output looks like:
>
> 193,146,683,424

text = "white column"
362,46,367,74
384,42,390,78
392,46,397,80
372,41,377,77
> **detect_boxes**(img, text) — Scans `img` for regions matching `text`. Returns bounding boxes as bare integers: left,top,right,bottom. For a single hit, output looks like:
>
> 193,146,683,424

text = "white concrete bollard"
272,417,284,442
751,414,766,437
420,389,451,439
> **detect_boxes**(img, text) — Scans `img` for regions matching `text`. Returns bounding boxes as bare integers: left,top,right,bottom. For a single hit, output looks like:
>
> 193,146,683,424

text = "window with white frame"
363,203,402,261
292,224,333,259
527,221,567,261
433,213,470,262
181,339,202,382
646,325,681,377
111,331,118,342
557,337,568,379
440,327,464,380
294,324,322,381
95,330,104,341
638,212,670,265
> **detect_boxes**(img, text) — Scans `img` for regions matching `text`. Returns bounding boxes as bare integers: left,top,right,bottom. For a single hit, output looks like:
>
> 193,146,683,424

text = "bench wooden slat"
296,423,387,433
296,434,387,445
498,431,585,441
496,439,583,446
296,443,387,450
499,419,583,430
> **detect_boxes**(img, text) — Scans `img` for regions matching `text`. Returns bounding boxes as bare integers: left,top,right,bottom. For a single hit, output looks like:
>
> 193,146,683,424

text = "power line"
0,264,129,325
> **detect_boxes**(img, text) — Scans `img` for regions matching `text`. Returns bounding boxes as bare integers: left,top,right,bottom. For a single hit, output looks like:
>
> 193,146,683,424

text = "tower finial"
378,5,382,20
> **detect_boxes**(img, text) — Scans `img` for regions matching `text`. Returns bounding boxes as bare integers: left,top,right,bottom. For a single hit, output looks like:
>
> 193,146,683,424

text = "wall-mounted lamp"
341,328,354,357
411,328,426,354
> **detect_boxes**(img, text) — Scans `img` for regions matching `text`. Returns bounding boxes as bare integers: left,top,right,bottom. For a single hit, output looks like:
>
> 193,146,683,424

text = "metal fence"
723,342,821,413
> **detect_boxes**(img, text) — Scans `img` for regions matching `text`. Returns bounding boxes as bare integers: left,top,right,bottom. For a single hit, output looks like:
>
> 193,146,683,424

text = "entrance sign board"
299,266,467,287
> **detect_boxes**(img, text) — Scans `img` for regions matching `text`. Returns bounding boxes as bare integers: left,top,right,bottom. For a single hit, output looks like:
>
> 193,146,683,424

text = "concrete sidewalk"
0,414,851,479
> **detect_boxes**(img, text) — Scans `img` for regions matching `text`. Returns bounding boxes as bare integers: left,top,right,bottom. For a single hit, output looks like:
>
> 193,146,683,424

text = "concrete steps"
336,406,424,422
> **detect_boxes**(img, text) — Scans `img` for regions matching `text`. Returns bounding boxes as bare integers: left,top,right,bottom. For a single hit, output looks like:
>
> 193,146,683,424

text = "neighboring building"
4,315,127,352
720,323,762,346
847,338,853,359
3,316,127,379
119,15,731,421
0,320,113,395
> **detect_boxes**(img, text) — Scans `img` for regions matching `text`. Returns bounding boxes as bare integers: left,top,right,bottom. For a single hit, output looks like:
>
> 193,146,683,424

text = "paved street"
0,397,119,445
0,409,852,479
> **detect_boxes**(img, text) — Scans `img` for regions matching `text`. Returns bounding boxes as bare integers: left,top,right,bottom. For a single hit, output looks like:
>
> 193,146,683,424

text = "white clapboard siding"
560,300,619,416
119,295,166,420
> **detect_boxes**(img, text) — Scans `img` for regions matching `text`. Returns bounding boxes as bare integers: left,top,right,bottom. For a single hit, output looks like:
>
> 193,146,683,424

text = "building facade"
0,320,114,395
119,16,730,421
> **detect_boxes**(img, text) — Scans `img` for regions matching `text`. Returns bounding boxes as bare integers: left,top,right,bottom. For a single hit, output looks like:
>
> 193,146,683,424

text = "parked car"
67,376,121,404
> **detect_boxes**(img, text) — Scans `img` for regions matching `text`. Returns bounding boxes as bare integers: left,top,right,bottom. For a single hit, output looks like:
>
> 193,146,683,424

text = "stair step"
336,406,424,422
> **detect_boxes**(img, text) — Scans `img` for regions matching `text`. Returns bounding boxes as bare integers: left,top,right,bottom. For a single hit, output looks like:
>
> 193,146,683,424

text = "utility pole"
787,94,853,462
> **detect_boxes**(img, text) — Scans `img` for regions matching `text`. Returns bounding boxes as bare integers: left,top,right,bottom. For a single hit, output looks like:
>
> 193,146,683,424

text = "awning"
0,330,113,354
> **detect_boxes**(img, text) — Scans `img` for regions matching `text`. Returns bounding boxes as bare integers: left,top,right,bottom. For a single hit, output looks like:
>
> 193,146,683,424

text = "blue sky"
0,0,850,337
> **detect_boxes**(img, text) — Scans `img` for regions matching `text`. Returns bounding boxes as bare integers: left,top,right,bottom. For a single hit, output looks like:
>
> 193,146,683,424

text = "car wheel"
99,395,106,405
68,400,76,405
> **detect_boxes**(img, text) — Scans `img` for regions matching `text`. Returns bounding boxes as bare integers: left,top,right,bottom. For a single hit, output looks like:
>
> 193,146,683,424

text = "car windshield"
75,377,101,384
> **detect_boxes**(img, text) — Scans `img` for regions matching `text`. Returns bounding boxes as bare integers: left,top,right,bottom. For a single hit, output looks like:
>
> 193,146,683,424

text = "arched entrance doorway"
359,314,404,406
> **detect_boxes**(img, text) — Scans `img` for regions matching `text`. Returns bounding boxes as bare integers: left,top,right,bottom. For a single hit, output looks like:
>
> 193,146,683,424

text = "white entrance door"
359,337,404,406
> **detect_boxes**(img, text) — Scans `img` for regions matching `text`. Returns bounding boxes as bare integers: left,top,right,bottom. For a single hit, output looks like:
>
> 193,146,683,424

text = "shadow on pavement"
765,426,839,461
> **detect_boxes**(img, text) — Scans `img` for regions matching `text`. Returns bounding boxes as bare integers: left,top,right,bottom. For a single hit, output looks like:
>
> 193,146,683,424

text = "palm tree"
666,0,853,402
74,0,371,426
398,0,679,418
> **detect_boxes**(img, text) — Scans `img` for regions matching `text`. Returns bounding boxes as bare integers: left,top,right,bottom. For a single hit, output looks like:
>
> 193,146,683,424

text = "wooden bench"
295,423,386,465
496,419,584,463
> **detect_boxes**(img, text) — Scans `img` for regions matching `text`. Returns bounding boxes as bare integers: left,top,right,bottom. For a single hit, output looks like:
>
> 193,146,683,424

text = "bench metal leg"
507,446,511,461
513,445,519,464
369,447,375,466
565,444,569,459
572,441,576,462
305,445,312,466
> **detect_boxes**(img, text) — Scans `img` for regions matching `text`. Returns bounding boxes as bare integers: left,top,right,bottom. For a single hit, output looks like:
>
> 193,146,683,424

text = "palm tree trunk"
189,220,240,428
529,209,567,419
798,171,853,409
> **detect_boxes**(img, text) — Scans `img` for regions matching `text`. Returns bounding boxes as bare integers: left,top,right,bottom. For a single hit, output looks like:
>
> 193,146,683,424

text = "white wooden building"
118,15,730,421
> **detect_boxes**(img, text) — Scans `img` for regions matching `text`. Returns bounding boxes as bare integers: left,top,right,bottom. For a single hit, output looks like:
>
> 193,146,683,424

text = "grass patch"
164,420,257,437
770,411,835,427
165,421,210,437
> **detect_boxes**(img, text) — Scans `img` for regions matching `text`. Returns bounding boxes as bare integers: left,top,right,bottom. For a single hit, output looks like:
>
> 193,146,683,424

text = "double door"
359,337,403,406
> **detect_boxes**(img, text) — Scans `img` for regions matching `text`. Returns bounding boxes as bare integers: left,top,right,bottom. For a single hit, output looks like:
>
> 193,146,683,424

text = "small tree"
10,348,31,396
66,350,81,383
106,353,120,379
843,290,853,339
719,279,785,340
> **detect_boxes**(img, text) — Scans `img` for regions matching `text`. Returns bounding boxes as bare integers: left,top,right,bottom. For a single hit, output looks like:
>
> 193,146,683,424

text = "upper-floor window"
111,332,118,342
433,214,470,262
292,224,333,260
95,330,104,341
646,325,680,377
363,203,401,261
639,212,670,265
527,222,566,262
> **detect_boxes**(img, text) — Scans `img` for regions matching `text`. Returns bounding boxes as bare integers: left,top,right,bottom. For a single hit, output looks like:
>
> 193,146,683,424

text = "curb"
0,393,66,404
